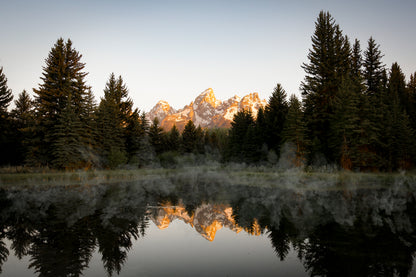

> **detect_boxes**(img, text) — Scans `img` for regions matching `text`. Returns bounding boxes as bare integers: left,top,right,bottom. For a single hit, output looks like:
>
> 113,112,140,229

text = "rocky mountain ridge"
147,88,267,131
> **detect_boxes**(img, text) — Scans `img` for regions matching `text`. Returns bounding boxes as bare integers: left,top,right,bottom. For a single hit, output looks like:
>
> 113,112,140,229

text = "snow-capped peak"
147,99,176,122
147,88,267,131
194,88,221,108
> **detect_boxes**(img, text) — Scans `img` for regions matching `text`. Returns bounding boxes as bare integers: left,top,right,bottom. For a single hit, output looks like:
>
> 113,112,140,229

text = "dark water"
0,172,416,276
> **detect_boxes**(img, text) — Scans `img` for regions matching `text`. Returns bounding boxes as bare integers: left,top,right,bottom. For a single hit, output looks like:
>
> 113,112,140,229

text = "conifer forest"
1,11,415,172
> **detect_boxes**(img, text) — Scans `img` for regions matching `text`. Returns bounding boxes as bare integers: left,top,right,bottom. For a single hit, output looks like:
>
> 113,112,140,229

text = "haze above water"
0,168,415,276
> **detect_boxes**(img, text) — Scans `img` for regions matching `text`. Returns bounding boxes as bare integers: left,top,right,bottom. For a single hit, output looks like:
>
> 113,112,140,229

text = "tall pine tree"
223,110,256,163
148,118,166,155
330,76,361,170
407,72,416,130
0,67,13,113
96,73,133,167
382,63,415,170
264,83,288,157
355,37,388,170
301,11,351,163
11,90,34,165
166,125,180,152
0,66,14,165
282,95,309,167
181,120,197,153
125,109,147,163
363,37,385,96
31,38,93,168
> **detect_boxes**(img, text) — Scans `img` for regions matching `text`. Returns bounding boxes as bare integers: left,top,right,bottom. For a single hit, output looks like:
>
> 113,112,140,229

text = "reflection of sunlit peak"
149,202,262,241
224,207,236,223
151,202,194,230
156,215,171,230
201,220,223,241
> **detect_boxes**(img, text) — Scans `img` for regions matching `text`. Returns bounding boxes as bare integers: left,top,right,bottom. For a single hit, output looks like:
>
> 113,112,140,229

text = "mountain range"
147,88,267,131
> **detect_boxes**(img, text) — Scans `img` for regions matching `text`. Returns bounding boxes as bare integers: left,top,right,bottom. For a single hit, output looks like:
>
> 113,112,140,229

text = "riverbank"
1,164,415,190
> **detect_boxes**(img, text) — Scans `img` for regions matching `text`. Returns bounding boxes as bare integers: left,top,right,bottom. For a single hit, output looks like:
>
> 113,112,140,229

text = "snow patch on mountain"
147,88,267,131
147,100,176,122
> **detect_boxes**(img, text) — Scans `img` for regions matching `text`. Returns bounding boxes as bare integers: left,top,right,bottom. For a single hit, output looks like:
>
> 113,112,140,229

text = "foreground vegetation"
1,162,415,190
0,11,415,172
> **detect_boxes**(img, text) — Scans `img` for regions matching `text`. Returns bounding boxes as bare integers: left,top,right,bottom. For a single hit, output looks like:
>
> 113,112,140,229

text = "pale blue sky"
1,0,415,111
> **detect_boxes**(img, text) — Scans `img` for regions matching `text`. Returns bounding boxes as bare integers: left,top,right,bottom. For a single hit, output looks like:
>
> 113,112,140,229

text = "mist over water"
0,168,415,276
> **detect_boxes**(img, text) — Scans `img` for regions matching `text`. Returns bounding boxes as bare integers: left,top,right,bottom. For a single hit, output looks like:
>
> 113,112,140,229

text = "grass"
0,168,172,187
1,165,415,190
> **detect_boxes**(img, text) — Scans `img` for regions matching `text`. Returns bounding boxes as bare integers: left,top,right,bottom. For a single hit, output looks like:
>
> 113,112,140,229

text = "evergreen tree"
0,66,13,157
132,113,154,167
125,109,147,163
350,39,366,94
12,90,33,124
51,96,84,169
407,72,416,130
351,39,363,80
243,121,261,163
195,125,205,154
282,95,309,167
389,63,409,113
167,125,180,152
0,67,13,113
255,106,266,143
301,11,351,163
363,37,385,95
347,38,381,170
31,38,92,168
148,118,165,155
254,106,268,161
348,38,381,170
96,73,132,167
223,110,256,163
264,83,288,156
330,77,361,169
11,90,34,164
78,88,98,168
205,128,228,155
181,120,197,153
96,97,123,166
359,37,387,170
382,64,415,170
354,95,382,170
0,66,14,165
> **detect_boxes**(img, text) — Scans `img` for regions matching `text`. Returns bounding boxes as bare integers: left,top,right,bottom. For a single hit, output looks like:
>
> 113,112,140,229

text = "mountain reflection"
148,202,261,241
0,175,415,276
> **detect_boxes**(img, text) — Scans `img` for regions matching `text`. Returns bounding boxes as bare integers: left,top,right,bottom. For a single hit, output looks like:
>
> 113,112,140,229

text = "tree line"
0,11,415,171
224,11,416,171
0,37,227,169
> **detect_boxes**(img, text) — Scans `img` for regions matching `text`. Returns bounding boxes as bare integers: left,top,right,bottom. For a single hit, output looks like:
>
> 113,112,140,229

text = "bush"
158,151,179,168
107,148,127,169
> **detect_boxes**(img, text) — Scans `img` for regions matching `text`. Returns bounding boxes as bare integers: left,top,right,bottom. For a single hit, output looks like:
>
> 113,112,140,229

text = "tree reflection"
0,177,415,276
93,215,140,276
0,189,10,273
299,220,416,276
0,235,9,274
7,217,35,259
27,209,96,277
267,217,298,261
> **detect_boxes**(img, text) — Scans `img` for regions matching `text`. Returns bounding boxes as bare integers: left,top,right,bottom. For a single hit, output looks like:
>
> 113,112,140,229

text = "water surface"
0,170,415,276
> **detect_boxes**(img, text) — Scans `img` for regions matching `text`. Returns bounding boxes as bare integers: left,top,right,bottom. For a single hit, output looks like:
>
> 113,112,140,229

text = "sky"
1,0,415,112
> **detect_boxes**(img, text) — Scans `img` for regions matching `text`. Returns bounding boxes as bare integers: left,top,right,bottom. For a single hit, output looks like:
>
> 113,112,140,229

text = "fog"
1,164,416,276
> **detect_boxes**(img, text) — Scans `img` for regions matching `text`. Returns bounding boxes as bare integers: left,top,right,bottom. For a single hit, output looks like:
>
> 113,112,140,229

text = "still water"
0,170,415,276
